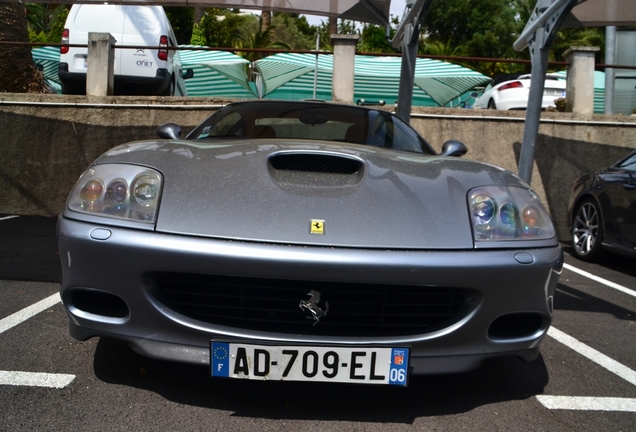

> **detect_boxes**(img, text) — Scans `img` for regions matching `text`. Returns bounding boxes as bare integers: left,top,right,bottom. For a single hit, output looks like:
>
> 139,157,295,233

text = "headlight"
67,164,162,223
468,186,555,241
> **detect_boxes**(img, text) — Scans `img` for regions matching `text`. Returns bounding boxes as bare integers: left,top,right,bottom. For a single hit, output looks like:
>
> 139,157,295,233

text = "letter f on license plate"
211,341,409,386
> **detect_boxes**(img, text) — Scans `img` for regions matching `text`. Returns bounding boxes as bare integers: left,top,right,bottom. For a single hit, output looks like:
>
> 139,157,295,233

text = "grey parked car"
568,149,636,261
58,101,562,386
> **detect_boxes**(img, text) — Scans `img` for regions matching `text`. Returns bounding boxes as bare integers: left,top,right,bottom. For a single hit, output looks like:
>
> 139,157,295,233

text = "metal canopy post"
395,22,418,122
513,0,581,183
391,0,434,124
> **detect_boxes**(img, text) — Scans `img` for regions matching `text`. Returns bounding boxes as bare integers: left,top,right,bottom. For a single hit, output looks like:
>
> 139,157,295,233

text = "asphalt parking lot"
1,214,635,431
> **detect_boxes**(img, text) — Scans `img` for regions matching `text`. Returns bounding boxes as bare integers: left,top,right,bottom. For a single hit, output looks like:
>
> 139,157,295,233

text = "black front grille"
270,154,360,174
155,273,465,337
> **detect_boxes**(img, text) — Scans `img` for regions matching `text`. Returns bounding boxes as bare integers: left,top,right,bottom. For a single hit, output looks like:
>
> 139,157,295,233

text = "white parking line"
0,371,75,388
0,215,19,221
548,327,636,387
540,327,636,412
0,293,61,335
551,262,636,410
537,396,636,412
563,263,636,298
0,293,74,388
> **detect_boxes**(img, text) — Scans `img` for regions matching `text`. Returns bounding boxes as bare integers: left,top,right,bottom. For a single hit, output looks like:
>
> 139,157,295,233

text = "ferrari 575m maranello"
58,100,562,386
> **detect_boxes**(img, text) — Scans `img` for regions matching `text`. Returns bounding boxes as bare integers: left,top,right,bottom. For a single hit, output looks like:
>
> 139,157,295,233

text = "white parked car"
59,4,192,96
474,73,566,110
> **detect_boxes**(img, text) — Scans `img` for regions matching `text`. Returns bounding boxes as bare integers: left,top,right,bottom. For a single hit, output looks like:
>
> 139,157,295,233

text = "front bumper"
58,216,562,375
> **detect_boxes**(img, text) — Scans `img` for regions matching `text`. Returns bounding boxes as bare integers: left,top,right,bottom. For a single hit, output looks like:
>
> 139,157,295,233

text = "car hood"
96,139,529,249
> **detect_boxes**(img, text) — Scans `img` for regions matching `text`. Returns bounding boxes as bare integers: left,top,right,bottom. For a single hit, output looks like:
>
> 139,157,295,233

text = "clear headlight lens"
468,186,555,241
67,164,162,223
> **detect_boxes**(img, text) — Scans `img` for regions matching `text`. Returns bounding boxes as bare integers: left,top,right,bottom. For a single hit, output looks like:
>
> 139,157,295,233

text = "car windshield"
187,101,435,155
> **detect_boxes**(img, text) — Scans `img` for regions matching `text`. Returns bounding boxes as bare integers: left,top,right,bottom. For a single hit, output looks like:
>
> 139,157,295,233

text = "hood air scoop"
269,152,362,174
268,151,365,190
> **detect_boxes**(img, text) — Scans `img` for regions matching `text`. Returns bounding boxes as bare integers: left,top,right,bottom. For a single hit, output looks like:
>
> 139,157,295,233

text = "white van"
58,4,193,96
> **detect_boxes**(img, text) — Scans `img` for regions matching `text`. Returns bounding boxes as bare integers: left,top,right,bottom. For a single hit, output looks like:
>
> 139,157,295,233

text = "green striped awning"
32,46,63,93
178,46,255,97
254,53,492,107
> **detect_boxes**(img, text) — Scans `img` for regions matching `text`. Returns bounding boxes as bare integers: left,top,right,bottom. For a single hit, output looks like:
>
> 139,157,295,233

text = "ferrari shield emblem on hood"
310,220,325,235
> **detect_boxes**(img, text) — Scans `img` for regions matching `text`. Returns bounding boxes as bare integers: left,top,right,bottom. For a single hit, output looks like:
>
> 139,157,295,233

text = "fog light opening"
488,313,544,340
70,289,129,318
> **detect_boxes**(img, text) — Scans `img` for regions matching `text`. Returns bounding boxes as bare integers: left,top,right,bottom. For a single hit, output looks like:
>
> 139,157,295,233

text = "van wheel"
161,77,175,96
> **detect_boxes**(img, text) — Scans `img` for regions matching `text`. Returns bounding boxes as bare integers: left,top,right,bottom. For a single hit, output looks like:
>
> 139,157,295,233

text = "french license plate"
211,341,409,386
544,89,565,96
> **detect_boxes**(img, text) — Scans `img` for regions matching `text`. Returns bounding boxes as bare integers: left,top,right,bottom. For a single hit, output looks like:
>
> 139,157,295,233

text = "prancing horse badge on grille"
299,289,329,325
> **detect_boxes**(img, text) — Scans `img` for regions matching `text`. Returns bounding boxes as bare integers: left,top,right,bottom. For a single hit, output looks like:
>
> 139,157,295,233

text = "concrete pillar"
564,46,600,116
331,34,358,104
605,27,616,115
86,32,116,97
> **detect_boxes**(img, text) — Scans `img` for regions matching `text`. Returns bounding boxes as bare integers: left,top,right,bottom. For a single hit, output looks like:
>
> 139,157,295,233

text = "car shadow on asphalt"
562,244,636,279
555,282,636,321
93,337,549,423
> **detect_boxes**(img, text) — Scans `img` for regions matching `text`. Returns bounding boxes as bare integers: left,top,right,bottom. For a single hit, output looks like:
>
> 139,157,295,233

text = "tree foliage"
552,27,605,63
357,18,399,54
26,4,68,44
189,8,237,47
234,15,291,61
271,12,314,50
164,7,194,45
423,0,518,76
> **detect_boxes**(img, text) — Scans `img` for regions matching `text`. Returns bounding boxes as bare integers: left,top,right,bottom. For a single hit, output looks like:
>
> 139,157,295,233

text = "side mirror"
157,123,182,140
439,140,467,157
183,69,194,80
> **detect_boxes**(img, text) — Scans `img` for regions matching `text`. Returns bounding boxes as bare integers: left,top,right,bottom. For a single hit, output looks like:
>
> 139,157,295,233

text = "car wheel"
571,198,604,261
161,76,175,96
487,99,497,110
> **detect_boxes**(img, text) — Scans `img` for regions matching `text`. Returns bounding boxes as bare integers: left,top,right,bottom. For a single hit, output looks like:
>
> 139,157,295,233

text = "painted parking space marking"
541,327,636,412
0,215,19,221
0,371,75,388
563,263,636,298
549,264,636,409
0,293,74,388
0,293,61,335
548,327,636,386
537,396,636,412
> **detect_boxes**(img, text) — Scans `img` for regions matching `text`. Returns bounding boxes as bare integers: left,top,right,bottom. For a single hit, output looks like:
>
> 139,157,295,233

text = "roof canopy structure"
564,0,636,27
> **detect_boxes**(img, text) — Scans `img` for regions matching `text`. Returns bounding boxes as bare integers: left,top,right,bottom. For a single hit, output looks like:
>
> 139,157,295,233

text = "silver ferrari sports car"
58,100,562,386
